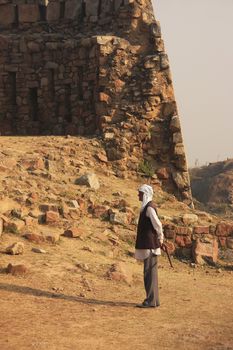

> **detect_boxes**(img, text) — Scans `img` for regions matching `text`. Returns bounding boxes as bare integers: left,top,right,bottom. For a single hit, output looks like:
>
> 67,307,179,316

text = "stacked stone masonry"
0,0,193,205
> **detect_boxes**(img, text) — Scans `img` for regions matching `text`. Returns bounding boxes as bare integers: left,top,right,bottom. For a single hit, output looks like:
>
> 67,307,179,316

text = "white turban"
138,184,153,211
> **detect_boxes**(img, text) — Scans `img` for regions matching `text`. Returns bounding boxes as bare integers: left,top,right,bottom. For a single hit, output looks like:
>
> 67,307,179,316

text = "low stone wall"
164,221,233,264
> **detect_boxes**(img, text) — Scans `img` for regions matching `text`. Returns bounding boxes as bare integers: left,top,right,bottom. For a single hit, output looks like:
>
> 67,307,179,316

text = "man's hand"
159,240,164,248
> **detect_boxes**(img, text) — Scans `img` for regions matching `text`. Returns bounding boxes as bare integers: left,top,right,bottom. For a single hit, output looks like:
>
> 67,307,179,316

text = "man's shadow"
0,282,136,307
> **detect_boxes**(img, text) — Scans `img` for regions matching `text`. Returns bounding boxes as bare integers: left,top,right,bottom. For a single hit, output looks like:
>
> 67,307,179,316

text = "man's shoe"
136,301,156,308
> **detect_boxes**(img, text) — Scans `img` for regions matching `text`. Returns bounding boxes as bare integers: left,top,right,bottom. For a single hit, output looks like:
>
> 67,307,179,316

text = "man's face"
138,191,144,202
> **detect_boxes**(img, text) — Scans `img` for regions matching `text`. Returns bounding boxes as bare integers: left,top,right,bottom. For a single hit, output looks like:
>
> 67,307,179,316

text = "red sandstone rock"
175,235,192,248
6,263,28,276
192,236,218,265
193,226,210,235
215,222,233,237
176,227,192,236
63,227,83,238
164,224,177,239
92,205,109,219
45,211,60,224
45,232,60,244
23,233,45,244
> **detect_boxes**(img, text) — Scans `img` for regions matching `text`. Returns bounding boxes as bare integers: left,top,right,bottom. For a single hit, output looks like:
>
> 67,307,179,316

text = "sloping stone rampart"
0,0,193,205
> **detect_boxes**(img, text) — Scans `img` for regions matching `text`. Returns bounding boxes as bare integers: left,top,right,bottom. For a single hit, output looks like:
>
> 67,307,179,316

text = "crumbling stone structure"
0,0,193,205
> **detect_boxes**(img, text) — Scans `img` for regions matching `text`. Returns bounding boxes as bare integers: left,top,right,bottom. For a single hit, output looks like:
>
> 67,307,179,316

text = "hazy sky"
153,0,233,167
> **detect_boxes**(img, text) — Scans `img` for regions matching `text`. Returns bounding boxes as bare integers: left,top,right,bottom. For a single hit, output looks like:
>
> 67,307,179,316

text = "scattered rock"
63,227,84,238
109,210,129,226
96,152,108,163
4,219,25,234
106,262,133,285
6,263,28,276
23,233,45,244
6,242,24,255
75,173,100,190
45,211,60,224
45,232,60,244
32,247,47,254
82,246,94,253
76,263,89,271
24,216,38,227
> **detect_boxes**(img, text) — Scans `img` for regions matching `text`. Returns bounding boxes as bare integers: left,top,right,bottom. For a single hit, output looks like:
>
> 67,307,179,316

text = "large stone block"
85,0,99,17
215,222,233,237
0,4,15,26
18,4,40,23
65,0,82,20
47,1,60,21
192,236,218,265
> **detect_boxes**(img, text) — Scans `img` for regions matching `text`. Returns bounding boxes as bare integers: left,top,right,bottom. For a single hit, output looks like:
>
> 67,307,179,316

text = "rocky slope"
190,159,233,219
1,136,233,268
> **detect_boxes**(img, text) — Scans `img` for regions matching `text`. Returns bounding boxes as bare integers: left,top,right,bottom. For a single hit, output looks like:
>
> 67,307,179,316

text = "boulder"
75,173,100,190
192,236,218,265
6,242,24,255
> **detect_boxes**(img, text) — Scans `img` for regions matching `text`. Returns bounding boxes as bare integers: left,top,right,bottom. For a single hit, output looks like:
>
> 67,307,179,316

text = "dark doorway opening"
8,72,17,106
39,5,47,21
29,88,38,121
65,85,72,122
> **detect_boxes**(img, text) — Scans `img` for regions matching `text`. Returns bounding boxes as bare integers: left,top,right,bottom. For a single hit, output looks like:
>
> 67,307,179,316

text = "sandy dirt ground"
0,241,233,350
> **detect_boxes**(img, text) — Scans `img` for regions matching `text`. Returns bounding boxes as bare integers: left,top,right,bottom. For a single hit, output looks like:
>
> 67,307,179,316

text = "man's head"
138,184,153,203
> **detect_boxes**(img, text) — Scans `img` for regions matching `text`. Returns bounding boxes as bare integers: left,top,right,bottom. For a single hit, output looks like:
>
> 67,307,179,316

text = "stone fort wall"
0,0,193,205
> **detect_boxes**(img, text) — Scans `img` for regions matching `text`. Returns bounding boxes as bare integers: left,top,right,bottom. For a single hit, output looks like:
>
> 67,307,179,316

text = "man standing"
135,184,164,308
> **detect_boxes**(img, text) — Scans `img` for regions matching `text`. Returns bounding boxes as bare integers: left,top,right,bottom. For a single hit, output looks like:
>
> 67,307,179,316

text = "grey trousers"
143,252,159,306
